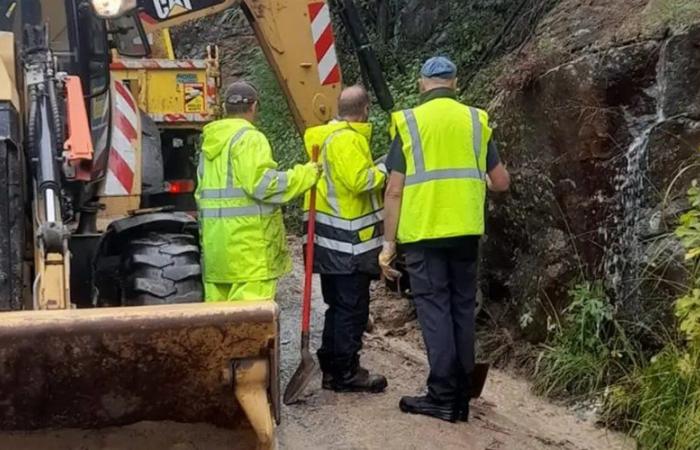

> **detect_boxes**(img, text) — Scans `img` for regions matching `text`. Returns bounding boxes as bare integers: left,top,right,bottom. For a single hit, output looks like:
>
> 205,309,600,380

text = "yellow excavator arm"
0,4,392,448
137,0,342,130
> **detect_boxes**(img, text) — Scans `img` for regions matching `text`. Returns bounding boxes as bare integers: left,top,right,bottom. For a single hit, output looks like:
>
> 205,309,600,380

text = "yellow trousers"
204,279,278,302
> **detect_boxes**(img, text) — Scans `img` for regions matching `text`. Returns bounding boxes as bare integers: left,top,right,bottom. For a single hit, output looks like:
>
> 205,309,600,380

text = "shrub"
603,345,700,450
533,281,633,398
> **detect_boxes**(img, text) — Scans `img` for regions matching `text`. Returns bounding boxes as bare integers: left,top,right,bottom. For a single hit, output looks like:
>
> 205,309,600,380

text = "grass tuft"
533,281,637,398
603,346,700,450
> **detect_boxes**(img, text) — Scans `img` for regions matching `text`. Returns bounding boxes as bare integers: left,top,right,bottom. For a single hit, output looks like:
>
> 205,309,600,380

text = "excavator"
0,1,391,448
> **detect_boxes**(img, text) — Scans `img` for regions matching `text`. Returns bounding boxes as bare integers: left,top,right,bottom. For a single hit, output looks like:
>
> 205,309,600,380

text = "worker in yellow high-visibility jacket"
303,85,388,393
379,57,510,423
196,81,321,301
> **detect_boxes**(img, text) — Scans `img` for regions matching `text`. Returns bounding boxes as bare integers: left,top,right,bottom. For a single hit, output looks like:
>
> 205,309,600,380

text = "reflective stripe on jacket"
303,121,386,274
390,98,491,243
196,118,318,283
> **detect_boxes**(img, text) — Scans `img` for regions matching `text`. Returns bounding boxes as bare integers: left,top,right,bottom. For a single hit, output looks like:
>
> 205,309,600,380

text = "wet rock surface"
483,3,700,339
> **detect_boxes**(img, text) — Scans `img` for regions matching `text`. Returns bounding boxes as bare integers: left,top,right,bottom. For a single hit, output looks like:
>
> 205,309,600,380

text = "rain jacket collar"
420,87,457,104
201,118,256,160
305,120,372,150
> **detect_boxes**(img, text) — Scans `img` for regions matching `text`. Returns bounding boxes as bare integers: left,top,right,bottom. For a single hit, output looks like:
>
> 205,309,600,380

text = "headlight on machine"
90,0,138,18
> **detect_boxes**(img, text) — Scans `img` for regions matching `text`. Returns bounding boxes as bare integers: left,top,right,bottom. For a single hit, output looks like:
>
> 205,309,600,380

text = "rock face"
483,2,700,341
395,0,450,47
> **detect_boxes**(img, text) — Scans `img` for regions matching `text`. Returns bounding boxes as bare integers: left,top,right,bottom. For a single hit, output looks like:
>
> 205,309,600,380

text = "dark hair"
338,85,369,118
225,101,255,115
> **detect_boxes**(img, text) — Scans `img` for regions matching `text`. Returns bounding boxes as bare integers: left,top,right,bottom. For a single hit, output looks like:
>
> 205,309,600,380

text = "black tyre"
0,138,27,311
122,232,203,306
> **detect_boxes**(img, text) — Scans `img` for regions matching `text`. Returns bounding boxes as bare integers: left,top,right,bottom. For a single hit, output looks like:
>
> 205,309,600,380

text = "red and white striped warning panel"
99,80,139,196
110,59,208,70
149,113,213,123
308,1,340,86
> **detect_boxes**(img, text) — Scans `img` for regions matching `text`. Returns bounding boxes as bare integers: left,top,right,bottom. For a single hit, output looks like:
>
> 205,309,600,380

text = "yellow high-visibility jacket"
303,120,386,274
390,98,491,243
196,118,317,283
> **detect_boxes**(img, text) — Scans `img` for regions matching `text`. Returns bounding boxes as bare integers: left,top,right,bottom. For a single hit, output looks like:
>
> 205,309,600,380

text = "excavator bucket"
0,302,280,449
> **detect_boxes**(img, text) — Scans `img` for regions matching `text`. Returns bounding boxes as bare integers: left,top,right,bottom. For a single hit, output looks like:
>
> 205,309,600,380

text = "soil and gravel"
0,238,634,450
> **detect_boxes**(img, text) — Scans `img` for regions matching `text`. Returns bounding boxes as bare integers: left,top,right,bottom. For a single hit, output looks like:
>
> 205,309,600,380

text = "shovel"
284,145,320,405
469,363,490,399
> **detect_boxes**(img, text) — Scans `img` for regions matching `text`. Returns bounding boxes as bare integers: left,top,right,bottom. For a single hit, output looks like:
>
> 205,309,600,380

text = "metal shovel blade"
469,363,490,399
283,334,316,405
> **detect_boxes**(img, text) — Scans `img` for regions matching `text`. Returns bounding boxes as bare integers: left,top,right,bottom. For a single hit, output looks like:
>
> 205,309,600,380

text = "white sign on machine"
153,0,193,19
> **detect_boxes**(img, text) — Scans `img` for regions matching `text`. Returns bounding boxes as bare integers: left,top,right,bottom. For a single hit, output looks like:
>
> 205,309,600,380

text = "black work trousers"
317,273,371,377
404,242,478,403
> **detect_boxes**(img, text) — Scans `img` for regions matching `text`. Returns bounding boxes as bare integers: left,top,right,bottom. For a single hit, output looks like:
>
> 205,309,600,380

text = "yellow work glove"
378,241,401,281
306,161,323,183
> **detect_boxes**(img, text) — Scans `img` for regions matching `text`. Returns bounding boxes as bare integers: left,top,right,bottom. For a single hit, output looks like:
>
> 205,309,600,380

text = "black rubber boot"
456,395,470,422
332,367,388,393
318,352,335,390
456,378,471,422
322,372,334,390
399,395,458,423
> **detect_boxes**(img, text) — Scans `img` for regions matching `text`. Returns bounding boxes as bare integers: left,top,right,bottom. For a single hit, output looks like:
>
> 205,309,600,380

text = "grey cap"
420,56,457,79
224,81,259,105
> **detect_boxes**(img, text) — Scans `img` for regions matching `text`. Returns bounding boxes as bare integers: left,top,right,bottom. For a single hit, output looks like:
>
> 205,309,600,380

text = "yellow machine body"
111,30,221,129
0,1,353,447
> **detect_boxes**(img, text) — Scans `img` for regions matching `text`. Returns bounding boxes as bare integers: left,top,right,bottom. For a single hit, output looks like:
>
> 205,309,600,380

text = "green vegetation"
642,0,700,31
367,66,421,157
604,343,700,450
533,281,638,398
334,1,556,153
247,53,304,169
537,181,700,449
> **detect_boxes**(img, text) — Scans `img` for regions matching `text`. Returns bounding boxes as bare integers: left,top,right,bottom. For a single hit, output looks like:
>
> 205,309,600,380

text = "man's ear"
418,78,425,93
451,78,458,90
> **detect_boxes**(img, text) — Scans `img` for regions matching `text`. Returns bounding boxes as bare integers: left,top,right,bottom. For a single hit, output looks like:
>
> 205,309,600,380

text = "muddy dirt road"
0,239,634,450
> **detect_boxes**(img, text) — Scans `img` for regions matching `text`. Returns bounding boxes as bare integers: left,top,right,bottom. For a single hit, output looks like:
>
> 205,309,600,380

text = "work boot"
456,394,470,422
399,395,458,423
457,378,472,422
332,367,388,393
318,352,334,390
322,372,334,390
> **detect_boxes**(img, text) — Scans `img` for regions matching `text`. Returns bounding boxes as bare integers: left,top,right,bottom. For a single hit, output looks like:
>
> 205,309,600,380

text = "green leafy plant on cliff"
672,181,700,350
602,181,700,450
604,344,700,450
533,281,635,398
642,0,700,30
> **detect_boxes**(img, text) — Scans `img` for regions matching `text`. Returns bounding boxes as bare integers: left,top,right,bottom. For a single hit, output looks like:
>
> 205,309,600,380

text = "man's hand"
306,161,323,182
487,162,510,192
379,240,401,281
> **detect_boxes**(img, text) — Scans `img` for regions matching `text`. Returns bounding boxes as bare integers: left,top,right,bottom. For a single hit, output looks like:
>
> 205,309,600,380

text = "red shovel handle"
302,145,320,333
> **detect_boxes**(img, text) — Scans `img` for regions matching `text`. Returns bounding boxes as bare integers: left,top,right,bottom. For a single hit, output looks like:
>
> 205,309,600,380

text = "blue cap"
420,56,457,79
